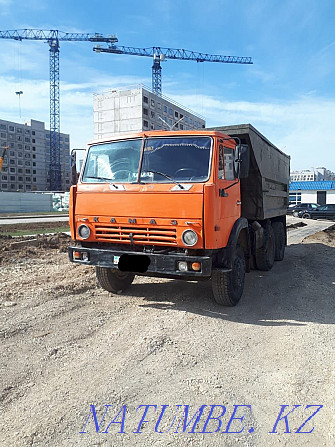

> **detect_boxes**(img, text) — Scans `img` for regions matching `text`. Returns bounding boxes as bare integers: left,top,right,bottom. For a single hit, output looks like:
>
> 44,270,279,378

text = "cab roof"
88,129,233,146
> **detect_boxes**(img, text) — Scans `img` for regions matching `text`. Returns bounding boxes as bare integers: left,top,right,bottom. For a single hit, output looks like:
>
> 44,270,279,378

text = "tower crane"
94,44,252,96
0,29,118,190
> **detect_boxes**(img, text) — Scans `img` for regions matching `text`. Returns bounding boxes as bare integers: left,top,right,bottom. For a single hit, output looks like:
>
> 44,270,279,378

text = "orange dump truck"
68,124,290,306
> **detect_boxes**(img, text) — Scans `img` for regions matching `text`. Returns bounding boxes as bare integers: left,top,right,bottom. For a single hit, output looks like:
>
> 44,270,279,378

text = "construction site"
0,215,334,446
0,122,334,447
0,7,334,447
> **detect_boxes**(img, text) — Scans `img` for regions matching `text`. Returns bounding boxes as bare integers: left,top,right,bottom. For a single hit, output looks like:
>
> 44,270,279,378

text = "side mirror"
71,150,78,185
235,144,250,179
71,148,86,185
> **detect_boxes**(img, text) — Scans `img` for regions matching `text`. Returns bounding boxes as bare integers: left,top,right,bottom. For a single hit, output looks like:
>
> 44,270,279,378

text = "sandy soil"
0,223,334,446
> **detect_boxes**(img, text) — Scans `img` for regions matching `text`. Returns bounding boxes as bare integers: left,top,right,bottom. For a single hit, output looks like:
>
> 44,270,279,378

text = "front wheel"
302,212,311,219
212,245,246,306
96,267,135,293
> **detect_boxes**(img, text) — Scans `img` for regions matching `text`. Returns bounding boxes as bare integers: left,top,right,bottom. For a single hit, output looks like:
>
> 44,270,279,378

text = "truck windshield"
140,136,212,183
81,136,212,184
82,139,142,183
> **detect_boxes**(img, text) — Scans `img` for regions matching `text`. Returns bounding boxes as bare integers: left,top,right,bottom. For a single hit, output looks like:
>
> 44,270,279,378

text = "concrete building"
289,181,335,205
290,167,335,182
314,167,335,181
93,85,206,140
0,118,71,192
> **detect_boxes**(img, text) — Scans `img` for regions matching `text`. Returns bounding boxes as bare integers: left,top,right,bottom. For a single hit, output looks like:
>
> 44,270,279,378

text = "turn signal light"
73,251,89,261
191,262,201,271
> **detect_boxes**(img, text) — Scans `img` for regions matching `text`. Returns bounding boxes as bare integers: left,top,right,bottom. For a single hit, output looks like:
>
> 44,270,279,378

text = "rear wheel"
96,267,135,293
272,222,285,261
212,245,246,306
255,224,275,271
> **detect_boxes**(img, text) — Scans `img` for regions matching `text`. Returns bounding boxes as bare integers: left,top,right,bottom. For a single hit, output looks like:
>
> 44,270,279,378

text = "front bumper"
68,245,212,278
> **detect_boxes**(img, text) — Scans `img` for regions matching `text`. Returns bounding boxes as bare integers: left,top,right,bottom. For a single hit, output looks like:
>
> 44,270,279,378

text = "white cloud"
169,92,335,172
1,51,335,173
2,72,335,172
0,41,48,74
0,73,148,148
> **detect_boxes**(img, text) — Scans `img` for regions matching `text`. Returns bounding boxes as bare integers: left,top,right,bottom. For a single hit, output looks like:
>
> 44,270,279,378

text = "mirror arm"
221,179,240,193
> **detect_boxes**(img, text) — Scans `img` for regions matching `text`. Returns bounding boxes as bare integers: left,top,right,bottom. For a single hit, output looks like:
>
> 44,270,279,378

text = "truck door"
214,143,241,247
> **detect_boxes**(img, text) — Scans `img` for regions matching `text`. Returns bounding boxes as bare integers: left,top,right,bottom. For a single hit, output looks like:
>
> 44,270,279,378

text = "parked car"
298,204,335,220
287,203,320,217
287,204,297,214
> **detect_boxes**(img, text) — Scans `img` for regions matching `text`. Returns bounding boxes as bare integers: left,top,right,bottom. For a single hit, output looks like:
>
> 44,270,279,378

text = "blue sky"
0,0,334,171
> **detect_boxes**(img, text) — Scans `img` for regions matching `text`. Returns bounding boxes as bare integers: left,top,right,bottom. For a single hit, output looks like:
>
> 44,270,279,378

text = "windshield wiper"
85,176,120,189
143,170,185,189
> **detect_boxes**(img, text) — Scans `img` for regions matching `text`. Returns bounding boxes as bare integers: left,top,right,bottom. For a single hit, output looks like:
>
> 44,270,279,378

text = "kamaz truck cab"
69,125,289,306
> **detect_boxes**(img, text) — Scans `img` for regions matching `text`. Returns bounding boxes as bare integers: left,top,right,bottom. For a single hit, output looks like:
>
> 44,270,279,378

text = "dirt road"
0,222,334,446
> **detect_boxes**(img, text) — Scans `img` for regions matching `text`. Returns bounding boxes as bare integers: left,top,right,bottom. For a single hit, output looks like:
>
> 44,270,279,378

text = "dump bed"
208,124,290,220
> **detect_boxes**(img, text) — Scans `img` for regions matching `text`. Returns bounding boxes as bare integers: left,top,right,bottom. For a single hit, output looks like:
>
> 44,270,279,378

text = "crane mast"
49,37,61,189
0,29,118,190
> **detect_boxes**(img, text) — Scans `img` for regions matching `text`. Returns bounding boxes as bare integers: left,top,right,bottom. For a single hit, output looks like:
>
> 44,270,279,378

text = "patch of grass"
0,227,70,237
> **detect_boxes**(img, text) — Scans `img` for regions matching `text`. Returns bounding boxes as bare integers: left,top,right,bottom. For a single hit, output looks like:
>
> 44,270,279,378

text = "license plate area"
113,255,120,265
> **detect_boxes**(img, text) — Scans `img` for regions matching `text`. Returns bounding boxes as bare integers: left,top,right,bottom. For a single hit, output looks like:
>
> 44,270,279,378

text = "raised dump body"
208,124,290,220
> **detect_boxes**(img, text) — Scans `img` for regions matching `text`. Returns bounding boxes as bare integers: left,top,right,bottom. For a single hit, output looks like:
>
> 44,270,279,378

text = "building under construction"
0,118,71,192
93,85,206,140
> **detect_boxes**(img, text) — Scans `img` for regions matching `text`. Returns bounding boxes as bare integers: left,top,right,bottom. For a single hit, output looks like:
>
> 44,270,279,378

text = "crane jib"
93,44,252,96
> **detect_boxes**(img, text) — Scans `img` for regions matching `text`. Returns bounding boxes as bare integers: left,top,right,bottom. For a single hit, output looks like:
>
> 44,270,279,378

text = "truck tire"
255,224,275,271
96,267,135,293
212,245,246,306
272,222,285,261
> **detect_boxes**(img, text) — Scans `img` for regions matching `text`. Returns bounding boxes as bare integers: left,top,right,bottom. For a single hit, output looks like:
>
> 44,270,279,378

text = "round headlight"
182,229,198,246
77,224,91,239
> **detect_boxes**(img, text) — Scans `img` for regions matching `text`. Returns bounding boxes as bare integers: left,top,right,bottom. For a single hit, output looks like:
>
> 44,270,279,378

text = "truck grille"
94,224,177,246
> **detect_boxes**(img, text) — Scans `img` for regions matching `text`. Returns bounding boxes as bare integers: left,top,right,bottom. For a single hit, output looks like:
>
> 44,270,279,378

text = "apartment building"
290,167,335,182
93,85,206,140
0,118,71,192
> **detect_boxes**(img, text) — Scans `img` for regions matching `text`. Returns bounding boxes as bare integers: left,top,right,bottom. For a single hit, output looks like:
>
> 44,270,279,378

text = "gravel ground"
0,220,334,447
